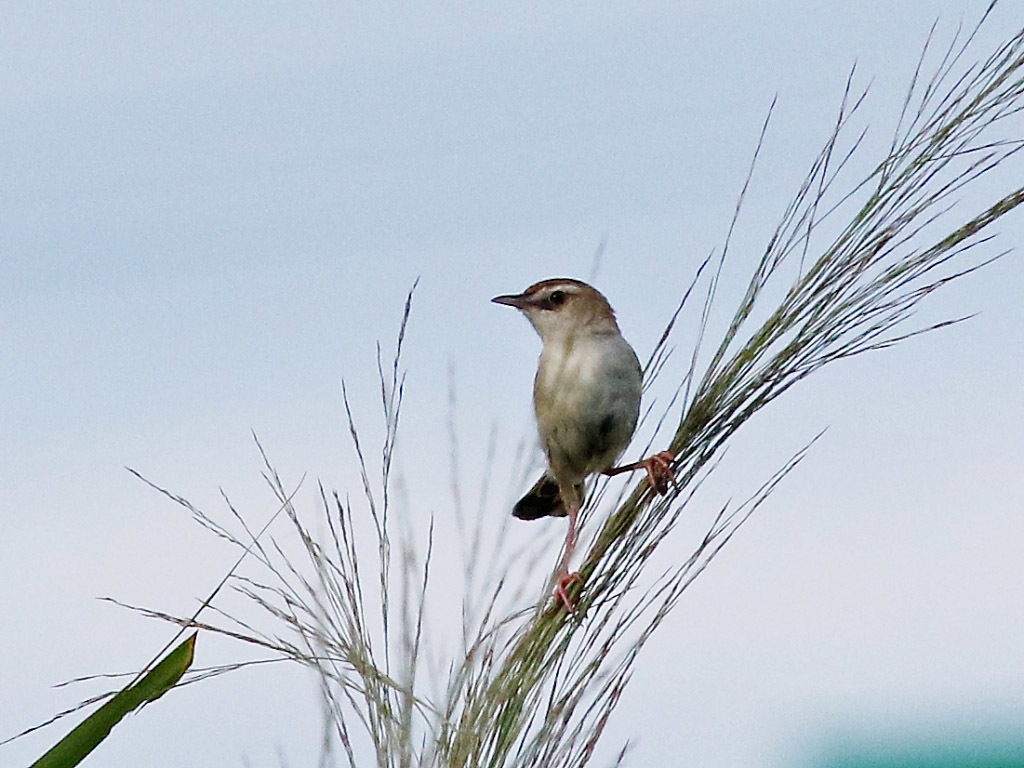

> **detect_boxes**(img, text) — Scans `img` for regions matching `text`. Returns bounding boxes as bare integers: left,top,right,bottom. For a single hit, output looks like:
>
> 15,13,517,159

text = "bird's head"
492,278,620,342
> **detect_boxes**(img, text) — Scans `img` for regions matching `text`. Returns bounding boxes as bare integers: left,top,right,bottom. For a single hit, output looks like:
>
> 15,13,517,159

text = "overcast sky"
3,2,1024,766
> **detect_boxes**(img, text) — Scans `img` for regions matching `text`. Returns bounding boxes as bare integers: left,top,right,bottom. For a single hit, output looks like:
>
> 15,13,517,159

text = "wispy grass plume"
33,7,1024,768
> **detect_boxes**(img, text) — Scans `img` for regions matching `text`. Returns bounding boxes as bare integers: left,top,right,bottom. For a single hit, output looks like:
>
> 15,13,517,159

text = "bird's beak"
491,292,529,309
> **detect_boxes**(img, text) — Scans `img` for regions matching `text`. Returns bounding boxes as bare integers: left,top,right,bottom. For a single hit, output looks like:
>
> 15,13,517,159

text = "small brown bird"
492,278,674,610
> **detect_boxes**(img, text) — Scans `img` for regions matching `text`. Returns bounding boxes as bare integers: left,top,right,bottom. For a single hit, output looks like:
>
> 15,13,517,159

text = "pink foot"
554,569,582,612
640,451,675,494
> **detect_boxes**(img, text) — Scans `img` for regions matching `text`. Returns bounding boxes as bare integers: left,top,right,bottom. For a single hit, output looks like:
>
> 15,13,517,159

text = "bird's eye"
548,290,566,306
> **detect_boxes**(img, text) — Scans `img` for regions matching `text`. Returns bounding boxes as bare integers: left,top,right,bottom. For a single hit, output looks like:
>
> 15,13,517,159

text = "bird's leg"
602,450,676,494
553,486,583,612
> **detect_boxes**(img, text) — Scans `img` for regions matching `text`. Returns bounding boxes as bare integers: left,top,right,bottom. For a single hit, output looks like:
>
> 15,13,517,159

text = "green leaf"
31,633,196,768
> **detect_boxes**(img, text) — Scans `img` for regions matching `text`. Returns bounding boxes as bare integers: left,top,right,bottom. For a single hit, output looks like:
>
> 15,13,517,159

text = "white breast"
534,331,642,483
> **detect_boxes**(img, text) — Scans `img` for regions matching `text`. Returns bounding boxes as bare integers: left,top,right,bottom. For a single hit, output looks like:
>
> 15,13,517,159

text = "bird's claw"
554,569,582,612
641,451,676,494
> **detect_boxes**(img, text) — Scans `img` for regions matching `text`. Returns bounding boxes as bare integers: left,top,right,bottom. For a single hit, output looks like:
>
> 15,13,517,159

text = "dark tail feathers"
512,475,585,520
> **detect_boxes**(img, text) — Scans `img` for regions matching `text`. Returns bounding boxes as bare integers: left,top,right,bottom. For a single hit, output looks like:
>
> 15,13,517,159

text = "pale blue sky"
3,2,1024,766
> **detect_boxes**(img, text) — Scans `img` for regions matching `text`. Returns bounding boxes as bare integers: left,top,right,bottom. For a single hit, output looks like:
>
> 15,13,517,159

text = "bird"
492,278,674,611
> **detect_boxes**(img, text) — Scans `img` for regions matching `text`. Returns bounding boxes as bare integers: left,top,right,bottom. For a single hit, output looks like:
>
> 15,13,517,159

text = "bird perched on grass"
492,278,674,610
